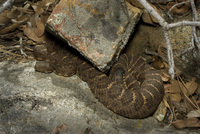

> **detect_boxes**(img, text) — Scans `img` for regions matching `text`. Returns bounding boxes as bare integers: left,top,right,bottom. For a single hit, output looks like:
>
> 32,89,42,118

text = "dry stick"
190,0,198,21
163,95,174,126
181,0,199,56
177,75,200,110
176,74,199,110
136,0,175,79
0,48,21,57
137,0,200,79
163,30,175,79
19,37,27,57
145,49,168,63
2,45,33,52
167,1,191,20
0,0,14,14
190,0,200,49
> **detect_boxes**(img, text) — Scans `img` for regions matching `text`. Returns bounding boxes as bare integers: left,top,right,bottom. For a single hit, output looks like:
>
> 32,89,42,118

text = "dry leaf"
24,22,45,42
126,0,144,9
0,14,30,35
173,101,187,113
172,118,200,129
153,56,164,69
7,6,21,19
160,70,170,82
141,11,155,25
0,22,21,34
165,80,181,94
164,84,171,93
0,11,10,25
173,100,196,114
183,78,198,96
32,0,56,14
34,15,45,37
187,110,200,118
30,15,36,28
157,46,163,56
40,14,50,24
171,93,181,102
32,4,44,15
163,61,169,68
163,96,170,109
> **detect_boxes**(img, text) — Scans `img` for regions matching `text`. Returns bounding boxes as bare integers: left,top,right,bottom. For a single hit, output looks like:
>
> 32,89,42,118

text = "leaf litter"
0,0,58,62
151,46,200,129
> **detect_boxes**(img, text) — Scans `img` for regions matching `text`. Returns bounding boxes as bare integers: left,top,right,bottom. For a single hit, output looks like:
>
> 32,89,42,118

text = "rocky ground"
0,61,199,134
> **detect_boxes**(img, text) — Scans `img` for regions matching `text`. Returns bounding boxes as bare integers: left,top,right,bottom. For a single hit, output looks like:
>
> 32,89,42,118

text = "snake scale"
33,42,164,119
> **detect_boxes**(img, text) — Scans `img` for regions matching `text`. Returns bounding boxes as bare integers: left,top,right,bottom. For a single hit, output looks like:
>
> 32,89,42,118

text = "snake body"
33,42,164,119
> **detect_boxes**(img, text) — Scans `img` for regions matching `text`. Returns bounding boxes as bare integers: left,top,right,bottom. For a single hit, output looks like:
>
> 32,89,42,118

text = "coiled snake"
33,42,164,119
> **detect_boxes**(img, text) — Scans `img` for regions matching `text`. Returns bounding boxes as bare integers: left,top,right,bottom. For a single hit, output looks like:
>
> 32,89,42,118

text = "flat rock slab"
46,0,142,72
0,61,199,133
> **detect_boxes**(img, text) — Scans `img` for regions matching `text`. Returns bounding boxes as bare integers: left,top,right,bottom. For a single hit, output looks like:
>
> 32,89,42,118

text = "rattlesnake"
33,42,164,119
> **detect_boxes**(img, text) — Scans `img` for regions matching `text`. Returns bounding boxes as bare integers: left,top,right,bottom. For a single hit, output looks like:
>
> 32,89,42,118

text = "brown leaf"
24,22,45,42
163,96,172,112
0,11,10,25
34,15,45,37
171,93,182,102
173,101,187,113
173,101,196,114
172,118,200,129
187,110,200,118
160,70,170,82
157,46,163,56
141,11,155,25
164,84,171,93
40,14,50,24
7,6,21,19
0,22,21,35
32,0,56,14
32,4,44,15
126,0,144,9
30,15,36,28
153,56,164,69
184,78,198,96
0,15,30,35
165,80,181,94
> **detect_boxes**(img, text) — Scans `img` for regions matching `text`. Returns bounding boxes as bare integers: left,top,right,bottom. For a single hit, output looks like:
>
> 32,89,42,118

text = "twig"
0,47,21,57
177,75,200,110
167,1,190,20
19,36,27,57
190,0,200,49
145,49,168,63
137,0,200,79
1,45,20,50
164,30,175,79
0,0,14,14
168,21,200,29
168,104,173,127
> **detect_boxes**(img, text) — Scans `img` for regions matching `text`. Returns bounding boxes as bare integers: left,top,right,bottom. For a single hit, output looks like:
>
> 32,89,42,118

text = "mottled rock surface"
0,61,199,133
46,0,142,72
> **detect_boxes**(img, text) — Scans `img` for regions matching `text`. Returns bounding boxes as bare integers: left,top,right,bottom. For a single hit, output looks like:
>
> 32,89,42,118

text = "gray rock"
46,0,142,72
0,61,199,133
